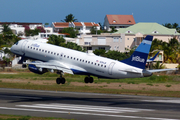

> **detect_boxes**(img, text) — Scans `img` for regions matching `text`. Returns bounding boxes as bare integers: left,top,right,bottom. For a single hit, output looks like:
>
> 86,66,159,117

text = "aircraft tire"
84,77,89,83
56,78,61,84
61,78,66,84
89,77,93,83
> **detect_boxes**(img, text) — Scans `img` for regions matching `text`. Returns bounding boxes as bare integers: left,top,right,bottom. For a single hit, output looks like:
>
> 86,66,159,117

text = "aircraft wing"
147,68,177,73
23,60,74,74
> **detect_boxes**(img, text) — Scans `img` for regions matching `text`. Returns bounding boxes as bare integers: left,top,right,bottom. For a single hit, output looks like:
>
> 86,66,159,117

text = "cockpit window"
15,42,19,45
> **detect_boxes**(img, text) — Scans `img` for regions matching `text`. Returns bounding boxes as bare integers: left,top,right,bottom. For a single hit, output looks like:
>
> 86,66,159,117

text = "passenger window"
33,48,35,50
88,61,90,64
104,65,106,68
31,47,32,49
54,53,56,55
39,49,41,51
91,62,93,64
95,63,96,65
74,58,76,60
71,57,72,59
80,59,82,61
28,46,29,48
51,52,53,54
67,56,69,58
64,55,66,57
36,48,38,50
82,60,84,62
45,50,47,53
85,61,87,63
101,65,103,67
42,50,44,52
77,58,78,61
98,64,100,66
61,54,63,57
57,53,59,56
48,51,50,53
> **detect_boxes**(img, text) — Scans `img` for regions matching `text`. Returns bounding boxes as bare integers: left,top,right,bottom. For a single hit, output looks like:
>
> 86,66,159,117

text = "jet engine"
28,64,48,74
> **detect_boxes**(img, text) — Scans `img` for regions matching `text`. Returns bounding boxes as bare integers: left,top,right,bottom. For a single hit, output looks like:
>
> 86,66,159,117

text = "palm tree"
2,24,12,34
62,14,78,22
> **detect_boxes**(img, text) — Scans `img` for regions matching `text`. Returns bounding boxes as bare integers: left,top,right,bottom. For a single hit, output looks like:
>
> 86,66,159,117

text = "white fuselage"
11,39,144,79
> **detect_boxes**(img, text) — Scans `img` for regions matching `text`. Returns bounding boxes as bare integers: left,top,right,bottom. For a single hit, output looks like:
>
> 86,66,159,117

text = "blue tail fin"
121,35,153,69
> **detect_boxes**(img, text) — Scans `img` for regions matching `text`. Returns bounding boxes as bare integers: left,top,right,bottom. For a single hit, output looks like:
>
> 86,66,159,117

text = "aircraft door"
21,40,28,53
108,62,115,75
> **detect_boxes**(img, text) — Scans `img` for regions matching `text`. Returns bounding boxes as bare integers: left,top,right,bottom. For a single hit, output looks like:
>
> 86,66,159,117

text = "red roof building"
104,15,136,31
52,22,100,34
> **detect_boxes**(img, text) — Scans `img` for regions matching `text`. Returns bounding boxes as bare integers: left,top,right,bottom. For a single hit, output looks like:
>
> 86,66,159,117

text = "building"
0,22,45,36
77,33,124,53
52,22,100,35
115,22,180,50
77,22,180,53
104,15,136,31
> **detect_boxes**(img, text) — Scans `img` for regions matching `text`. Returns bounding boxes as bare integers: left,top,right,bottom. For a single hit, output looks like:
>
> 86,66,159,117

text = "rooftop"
53,22,69,28
115,22,180,35
106,15,136,25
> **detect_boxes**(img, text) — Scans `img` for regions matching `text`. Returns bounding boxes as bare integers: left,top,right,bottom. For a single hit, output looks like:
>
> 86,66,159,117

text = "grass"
146,83,153,86
166,84,172,87
0,72,180,97
0,114,74,120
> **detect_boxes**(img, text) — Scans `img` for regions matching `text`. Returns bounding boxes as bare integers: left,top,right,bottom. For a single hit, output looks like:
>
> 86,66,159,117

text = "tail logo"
131,55,145,63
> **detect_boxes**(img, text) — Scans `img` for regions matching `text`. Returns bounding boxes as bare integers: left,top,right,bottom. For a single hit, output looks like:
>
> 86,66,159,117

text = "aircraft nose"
10,45,15,52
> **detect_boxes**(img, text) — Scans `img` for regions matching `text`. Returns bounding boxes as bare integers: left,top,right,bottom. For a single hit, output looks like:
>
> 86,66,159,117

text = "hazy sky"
0,0,179,26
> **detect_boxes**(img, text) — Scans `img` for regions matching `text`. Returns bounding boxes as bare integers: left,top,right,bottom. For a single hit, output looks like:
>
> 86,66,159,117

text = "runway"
0,88,180,120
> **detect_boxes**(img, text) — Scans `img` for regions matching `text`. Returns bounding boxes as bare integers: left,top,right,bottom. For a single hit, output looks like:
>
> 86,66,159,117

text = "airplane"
147,51,160,62
10,35,176,84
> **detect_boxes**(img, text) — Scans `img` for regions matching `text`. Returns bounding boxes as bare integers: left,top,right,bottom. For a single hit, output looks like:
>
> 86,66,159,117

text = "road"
0,88,180,120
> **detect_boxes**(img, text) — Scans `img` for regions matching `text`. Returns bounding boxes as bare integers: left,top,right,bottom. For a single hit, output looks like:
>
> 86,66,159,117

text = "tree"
62,27,78,38
93,49,106,56
48,35,66,46
2,24,13,34
62,14,78,22
90,26,102,34
150,38,180,63
163,23,180,33
65,42,83,51
48,35,83,51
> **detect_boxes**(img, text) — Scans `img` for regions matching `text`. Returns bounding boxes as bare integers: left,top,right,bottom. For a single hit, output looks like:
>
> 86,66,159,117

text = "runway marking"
17,103,153,113
142,100,180,104
0,106,178,120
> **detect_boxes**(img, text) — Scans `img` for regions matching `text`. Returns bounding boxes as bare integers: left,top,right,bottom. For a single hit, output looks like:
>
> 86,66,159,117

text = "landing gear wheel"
89,77,93,83
56,78,61,84
84,77,89,83
61,77,66,84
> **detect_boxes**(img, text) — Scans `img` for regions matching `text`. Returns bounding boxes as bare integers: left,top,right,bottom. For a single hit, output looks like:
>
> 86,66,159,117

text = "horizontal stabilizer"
147,68,178,73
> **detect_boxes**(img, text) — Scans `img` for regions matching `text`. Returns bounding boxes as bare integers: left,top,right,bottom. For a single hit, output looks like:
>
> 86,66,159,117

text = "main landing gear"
56,71,66,84
84,76,94,83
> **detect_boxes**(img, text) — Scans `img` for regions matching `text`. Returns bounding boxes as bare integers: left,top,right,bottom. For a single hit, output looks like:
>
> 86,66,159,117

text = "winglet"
121,35,153,69
147,51,160,62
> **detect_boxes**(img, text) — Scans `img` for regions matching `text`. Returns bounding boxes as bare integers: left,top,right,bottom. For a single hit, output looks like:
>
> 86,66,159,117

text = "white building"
0,22,44,36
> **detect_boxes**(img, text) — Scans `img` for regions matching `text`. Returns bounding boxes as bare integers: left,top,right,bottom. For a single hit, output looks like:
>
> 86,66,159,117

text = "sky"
0,0,179,26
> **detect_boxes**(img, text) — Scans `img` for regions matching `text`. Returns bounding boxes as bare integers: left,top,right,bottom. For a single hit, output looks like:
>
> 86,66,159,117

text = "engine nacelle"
28,64,48,74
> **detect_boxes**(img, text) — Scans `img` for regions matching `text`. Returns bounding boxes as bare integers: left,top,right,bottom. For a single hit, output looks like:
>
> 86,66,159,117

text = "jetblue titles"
31,43,40,47
131,55,145,63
